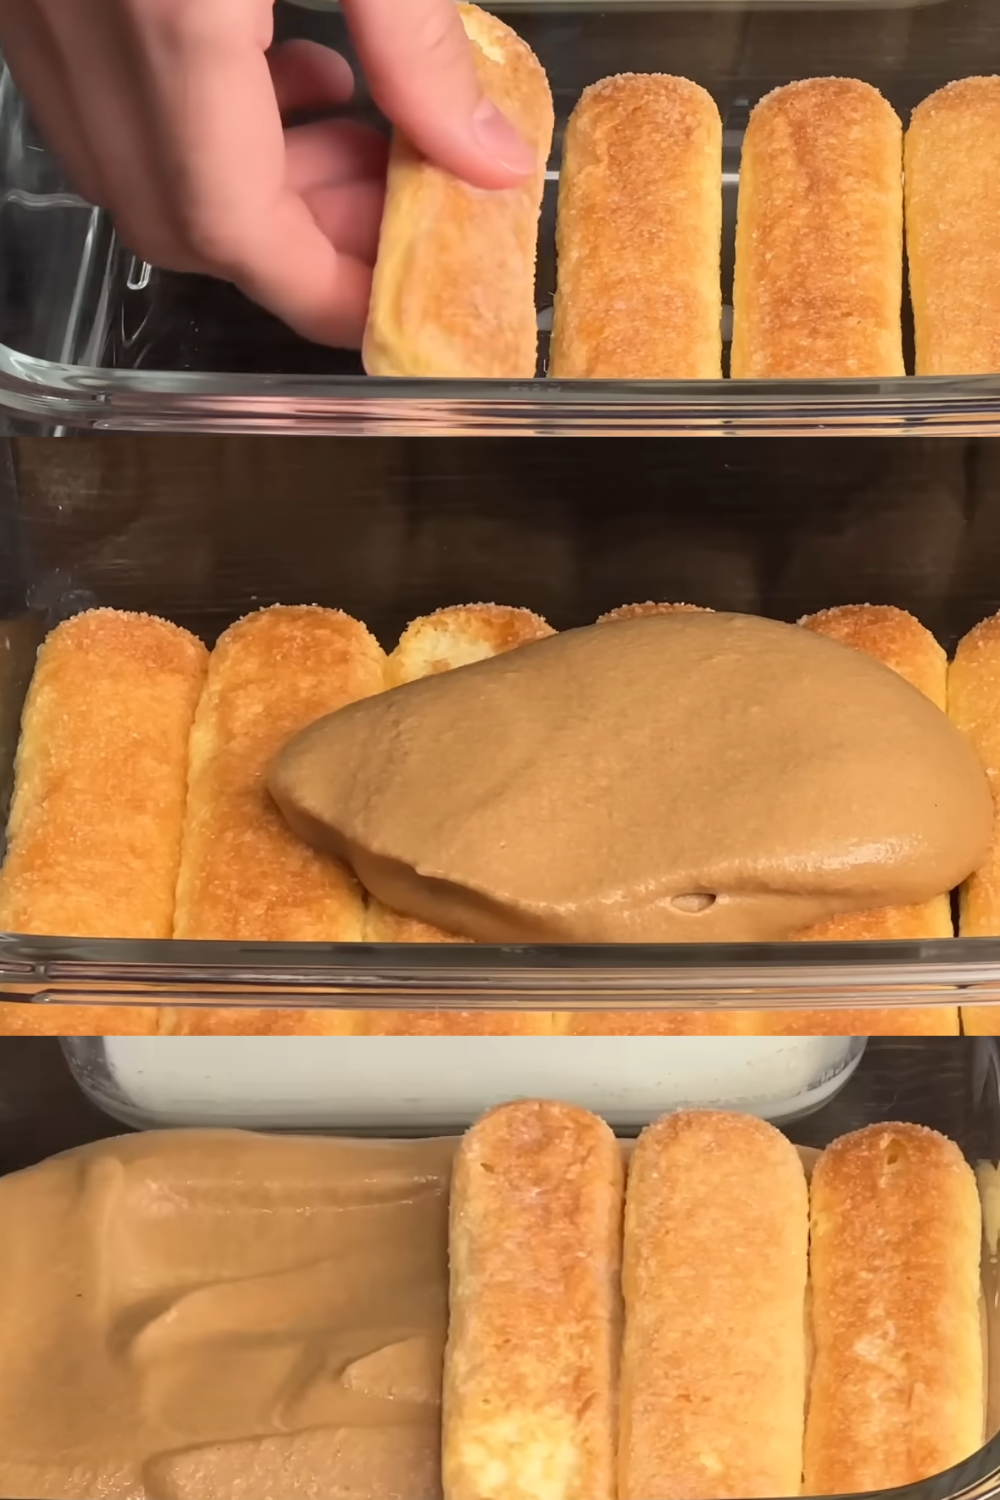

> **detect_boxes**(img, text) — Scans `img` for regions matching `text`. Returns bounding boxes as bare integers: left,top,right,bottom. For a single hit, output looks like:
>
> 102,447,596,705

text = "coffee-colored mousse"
0,1131,453,1500
268,612,993,944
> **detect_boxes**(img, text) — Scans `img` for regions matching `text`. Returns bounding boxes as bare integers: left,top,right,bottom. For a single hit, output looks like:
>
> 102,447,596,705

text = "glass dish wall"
0,0,999,433
3,435,1000,1028
62,1035,868,1132
1,1037,999,1500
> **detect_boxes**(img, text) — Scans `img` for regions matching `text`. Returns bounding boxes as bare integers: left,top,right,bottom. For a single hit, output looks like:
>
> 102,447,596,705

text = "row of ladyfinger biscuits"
445,1102,983,1500
0,597,998,1039
364,5,1000,380
554,72,998,382
0,600,552,1038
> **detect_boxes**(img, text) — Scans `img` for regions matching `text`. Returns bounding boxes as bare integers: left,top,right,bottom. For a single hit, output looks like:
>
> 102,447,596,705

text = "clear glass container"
2,434,1000,1031
1,1037,999,1500
61,1035,867,1132
0,0,998,433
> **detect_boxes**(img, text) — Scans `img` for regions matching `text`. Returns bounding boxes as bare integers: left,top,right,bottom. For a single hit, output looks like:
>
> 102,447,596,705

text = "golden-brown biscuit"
949,610,1000,1034
550,74,722,380
620,1111,809,1500
170,606,385,1036
444,1101,622,1500
0,609,207,942
595,601,710,624
363,5,554,378
386,602,555,688
800,603,947,707
806,1123,983,1493
0,999,164,1036
749,1004,959,1038
906,78,1000,375
951,610,1000,939
753,604,957,1037
0,608,207,1039
162,1002,363,1037
797,605,952,944
174,605,385,944
732,79,904,379
961,1008,1000,1034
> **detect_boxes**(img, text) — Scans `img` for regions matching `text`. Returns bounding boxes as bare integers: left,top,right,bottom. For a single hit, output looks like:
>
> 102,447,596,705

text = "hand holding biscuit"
0,0,533,347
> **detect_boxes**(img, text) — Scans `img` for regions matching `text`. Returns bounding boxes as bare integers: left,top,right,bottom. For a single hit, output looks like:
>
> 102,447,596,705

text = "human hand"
0,0,534,347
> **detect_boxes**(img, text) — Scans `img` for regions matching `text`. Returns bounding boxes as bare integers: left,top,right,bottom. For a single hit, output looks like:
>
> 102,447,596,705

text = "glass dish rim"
9,345,1000,434
4,932,1000,1008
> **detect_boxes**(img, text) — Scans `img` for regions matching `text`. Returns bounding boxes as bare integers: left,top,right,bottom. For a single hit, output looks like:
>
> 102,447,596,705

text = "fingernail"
471,97,536,176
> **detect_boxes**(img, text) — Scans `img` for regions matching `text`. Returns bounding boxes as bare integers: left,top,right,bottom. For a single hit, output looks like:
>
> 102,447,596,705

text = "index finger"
341,0,534,188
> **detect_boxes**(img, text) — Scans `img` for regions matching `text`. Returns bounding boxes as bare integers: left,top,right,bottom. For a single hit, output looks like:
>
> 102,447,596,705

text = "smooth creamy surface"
0,1131,454,1500
269,613,993,944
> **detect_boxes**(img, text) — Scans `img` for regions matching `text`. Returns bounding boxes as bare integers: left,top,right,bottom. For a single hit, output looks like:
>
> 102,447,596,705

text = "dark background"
8,436,999,652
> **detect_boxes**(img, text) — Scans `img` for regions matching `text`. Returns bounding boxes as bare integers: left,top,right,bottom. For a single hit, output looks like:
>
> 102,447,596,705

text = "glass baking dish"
62,1035,868,1132
0,1037,998,1500
3,433,1000,1033
0,0,998,435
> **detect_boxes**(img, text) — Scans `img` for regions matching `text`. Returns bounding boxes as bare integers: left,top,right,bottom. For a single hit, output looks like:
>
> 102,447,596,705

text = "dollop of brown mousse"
269,612,993,944
0,1132,453,1500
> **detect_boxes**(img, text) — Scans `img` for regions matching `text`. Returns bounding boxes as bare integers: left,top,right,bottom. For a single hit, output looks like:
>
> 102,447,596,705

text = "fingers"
129,34,374,342
234,192,374,348
303,177,385,263
341,0,534,189
284,118,388,195
0,0,379,347
149,38,377,345
268,39,355,118
0,4,108,204
17,2,190,258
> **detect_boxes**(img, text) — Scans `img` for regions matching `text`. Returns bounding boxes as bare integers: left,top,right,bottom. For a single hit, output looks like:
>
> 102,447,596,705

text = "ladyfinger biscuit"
751,1005,957,1037
363,6,553,378
962,1008,1000,1034
801,604,946,707
386,602,555,689
173,605,385,951
906,78,1000,376
443,1101,622,1500
595,601,710,624
0,999,164,1036
949,611,1000,1034
366,604,556,1036
732,80,904,379
805,1123,983,1493
162,1002,363,1037
620,1111,808,1500
951,612,1000,937
748,606,956,1036
797,607,952,939
550,74,722,380
0,608,207,941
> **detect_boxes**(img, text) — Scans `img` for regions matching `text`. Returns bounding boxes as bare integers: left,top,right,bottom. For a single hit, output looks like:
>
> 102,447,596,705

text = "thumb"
341,0,535,189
